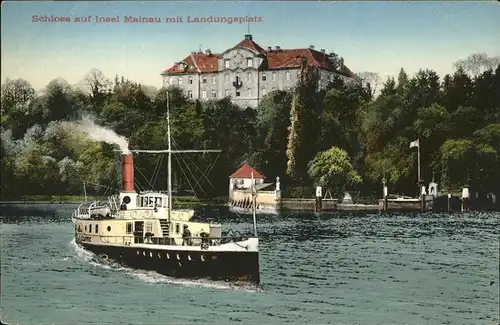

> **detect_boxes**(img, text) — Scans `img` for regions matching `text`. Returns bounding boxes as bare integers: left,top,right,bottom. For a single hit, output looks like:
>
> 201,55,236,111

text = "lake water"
0,204,498,324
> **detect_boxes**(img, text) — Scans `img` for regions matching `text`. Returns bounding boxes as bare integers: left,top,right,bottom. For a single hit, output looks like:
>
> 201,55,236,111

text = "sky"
1,1,500,91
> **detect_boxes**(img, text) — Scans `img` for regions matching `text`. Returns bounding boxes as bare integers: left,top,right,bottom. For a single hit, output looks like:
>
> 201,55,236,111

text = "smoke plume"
77,115,130,154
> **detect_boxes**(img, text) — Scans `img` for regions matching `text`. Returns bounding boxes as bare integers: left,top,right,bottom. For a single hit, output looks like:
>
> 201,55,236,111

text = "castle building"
161,34,356,108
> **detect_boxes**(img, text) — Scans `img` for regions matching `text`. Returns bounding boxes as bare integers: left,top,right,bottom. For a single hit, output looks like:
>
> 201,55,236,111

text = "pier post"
461,186,469,212
420,185,427,213
447,193,451,212
315,186,322,212
383,184,388,212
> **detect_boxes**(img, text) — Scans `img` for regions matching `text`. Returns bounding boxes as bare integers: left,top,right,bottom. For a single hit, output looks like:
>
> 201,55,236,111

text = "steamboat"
72,94,260,285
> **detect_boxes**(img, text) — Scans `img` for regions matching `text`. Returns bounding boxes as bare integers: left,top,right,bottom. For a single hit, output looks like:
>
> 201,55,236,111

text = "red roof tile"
266,48,354,77
230,163,265,179
162,53,218,75
233,39,267,55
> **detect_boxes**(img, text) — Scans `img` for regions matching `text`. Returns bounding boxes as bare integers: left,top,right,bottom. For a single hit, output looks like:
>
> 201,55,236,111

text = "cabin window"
89,224,92,233
175,223,180,234
155,197,162,208
126,222,133,234
145,222,152,233
107,226,111,232
95,225,99,233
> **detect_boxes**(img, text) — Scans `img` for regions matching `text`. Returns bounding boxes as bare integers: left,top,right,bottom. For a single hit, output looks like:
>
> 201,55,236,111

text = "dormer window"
247,58,253,67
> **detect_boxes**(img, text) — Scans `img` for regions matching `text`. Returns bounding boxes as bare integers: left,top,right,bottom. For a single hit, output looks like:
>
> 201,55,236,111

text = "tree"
251,90,293,179
454,53,500,77
286,59,320,183
308,146,362,197
0,78,37,138
357,71,381,98
83,68,112,112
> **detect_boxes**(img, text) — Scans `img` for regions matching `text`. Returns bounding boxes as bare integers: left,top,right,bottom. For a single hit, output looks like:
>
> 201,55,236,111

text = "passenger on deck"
182,225,192,246
200,230,209,245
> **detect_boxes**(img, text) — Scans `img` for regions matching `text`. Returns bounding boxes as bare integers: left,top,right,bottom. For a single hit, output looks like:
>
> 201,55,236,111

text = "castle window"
225,89,229,97
212,75,216,84
225,73,229,82
247,72,252,81
224,59,230,69
286,71,291,80
272,72,276,81
202,90,207,99
107,226,111,232
178,77,183,85
187,90,193,98
212,90,217,98
95,225,99,233
188,77,193,84
202,77,207,84
126,222,132,234
247,58,253,67
236,90,241,97
262,74,267,81
248,88,252,97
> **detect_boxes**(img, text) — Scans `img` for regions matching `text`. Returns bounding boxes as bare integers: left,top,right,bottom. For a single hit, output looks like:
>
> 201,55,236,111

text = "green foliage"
1,58,500,200
286,61,321,183
308,146,362,197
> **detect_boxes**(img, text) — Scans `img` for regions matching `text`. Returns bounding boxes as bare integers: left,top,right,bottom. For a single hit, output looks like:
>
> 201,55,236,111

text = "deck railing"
89,234,251,248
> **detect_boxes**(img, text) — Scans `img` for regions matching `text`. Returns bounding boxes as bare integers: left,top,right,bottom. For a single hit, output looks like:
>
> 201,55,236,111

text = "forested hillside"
1,53,499,200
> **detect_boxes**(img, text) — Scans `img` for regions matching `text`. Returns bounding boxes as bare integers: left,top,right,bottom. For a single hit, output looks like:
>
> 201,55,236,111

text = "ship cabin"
74,191,223,248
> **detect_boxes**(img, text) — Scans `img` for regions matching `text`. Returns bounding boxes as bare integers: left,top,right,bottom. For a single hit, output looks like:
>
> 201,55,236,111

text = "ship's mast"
167,91,172,222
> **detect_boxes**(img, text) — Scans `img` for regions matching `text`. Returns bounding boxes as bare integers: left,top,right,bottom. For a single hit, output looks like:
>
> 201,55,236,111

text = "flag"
409,139,419,148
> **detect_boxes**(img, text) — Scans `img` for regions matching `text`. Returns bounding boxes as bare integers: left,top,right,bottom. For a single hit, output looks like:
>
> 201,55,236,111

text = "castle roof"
162,35,354,78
